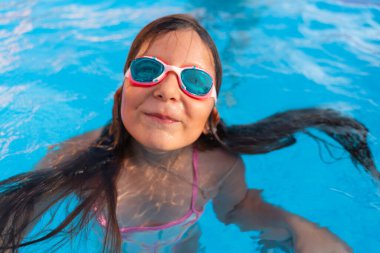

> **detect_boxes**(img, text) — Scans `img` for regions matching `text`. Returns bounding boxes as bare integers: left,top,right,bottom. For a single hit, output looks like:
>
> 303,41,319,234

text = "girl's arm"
212,156,352,253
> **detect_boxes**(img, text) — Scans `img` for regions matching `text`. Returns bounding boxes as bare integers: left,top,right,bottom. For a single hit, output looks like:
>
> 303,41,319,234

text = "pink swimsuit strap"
118,145,202,233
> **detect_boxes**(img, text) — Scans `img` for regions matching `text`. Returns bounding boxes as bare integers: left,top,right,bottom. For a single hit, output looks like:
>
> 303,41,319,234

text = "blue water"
1,0,380,252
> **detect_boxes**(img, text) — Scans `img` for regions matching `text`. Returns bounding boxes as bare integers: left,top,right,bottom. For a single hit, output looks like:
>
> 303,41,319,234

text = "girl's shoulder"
35,127,103,170
197,146,243,197
198,146,241,170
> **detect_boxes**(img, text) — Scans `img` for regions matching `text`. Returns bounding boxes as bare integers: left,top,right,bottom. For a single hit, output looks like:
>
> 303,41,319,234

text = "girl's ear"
203,107,220,134
202,123,210,135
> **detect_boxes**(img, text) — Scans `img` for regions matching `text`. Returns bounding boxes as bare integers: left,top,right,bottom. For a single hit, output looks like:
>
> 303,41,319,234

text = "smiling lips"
144,112,180,124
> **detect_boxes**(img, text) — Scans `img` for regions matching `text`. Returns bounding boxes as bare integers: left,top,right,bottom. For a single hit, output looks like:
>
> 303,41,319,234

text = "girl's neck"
130,139,191,168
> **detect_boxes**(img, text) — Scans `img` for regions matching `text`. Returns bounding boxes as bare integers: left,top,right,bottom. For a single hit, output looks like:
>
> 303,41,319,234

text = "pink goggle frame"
125,56,217,103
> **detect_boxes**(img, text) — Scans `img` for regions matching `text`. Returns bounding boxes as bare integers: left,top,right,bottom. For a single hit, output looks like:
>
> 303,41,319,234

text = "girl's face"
120,29,216,152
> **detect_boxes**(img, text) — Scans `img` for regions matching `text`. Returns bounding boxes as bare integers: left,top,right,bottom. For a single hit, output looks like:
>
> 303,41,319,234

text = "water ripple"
218,0,380,97
0,1,184,75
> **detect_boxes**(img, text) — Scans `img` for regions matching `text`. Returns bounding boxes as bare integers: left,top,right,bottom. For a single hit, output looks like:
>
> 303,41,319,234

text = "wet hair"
0,14,378,253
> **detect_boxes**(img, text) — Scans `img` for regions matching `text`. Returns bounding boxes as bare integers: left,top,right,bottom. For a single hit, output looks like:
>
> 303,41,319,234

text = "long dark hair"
0,14,378,253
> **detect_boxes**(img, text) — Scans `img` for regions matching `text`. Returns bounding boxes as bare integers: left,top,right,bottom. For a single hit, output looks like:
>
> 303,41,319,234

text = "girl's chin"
135,137,192,153
128,128,200,152
141,142,185,153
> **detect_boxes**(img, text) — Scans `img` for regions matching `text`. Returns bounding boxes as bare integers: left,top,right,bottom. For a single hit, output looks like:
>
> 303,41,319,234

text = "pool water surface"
1,0,380,252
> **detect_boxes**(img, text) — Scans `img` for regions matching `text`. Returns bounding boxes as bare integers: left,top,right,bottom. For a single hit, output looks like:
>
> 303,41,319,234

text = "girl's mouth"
144,113,180,124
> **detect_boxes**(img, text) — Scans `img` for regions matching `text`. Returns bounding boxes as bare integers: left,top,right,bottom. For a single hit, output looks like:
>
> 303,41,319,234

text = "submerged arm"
212,157,352,253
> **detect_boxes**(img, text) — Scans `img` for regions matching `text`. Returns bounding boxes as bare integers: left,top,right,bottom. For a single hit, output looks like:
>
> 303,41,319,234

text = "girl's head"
124,14,222,92
109,14,222,152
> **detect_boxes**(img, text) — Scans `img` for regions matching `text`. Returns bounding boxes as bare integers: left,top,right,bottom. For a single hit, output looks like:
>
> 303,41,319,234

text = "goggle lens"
130,58,164,82
181,68,213,96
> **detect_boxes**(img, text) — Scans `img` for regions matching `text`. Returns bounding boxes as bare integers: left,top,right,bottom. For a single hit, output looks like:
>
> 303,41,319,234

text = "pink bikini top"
97,146,203,237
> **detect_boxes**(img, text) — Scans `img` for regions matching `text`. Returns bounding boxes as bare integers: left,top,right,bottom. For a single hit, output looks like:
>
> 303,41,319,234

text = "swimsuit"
97,146,203,252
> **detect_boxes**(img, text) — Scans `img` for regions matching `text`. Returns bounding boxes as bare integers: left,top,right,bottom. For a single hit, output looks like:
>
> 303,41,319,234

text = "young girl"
0,14,378,253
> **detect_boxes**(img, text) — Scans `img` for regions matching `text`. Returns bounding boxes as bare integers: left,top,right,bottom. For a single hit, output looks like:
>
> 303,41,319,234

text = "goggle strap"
124,69,130,79
210,86,217,103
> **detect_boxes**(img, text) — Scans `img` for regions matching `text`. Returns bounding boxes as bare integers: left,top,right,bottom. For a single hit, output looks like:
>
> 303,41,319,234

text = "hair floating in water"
210,108,379,180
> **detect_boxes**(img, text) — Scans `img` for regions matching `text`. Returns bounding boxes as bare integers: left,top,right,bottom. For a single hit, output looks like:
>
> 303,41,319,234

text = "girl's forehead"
136,30,214,71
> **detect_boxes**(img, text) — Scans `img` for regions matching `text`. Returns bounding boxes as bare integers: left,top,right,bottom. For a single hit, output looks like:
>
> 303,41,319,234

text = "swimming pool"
1,0,379,252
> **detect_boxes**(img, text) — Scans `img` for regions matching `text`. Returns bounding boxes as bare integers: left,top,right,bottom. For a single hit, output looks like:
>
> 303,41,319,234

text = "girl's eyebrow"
182,62,208,70
175,59,211,70
149,55,209,70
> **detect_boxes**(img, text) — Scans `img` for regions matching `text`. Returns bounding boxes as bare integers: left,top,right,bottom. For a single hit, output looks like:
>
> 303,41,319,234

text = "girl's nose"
152,72,181,102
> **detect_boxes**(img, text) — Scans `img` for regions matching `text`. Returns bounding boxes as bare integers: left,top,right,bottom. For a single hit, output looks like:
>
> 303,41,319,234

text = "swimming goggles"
125,56,217,102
